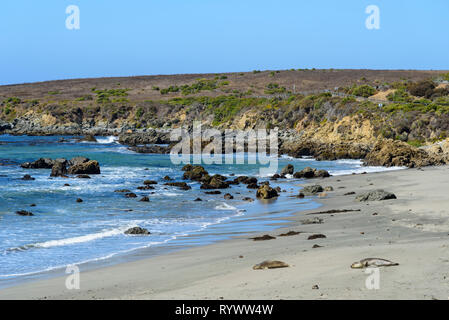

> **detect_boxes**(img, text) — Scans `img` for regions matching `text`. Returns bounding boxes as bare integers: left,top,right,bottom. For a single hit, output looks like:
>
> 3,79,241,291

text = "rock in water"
50,161,68,177
164,182,192,190
20,158,55,169
139,196,150,202
68,160,101,175
253,260,289,270
125,193,137,198
302,185,324,195
293,167,330,179
77,135,97,143
224,193,234,200
356,190,397,201
256,185,279,199
16,210,34,216
280,164,294,175
76,198,83,203
124,227,150,235
21,174,35,181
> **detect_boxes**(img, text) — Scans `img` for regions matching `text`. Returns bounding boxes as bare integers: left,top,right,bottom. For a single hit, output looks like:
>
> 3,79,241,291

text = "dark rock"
30,204,36,207
143,180,157,185
124,227,150,235
279,231,301,236
139,196,150,202
68,157,90,167
76,198,83,203
125,192,137,198
280,164,294,175
205,191,221,195
137,185,155,190
344,192,356,195
64,183,70,186
246,183,259,189
20,158,55,169
256,185,279,199
312,244,323,248
297,192,305,198
224,193,234,200
128,145,170,154
68,160,100,175
355,190,397,201
50,162,68,177
16,210,34,216
183,165,208,181
164,182,191,190
294,167,330,179
251,235,276,241
194,198,202,201
76,174,91,179
115,189,131,193
21,174,35,181
307,234,327,240
77,135,97,143
243,197,254,202
200,176,229,189
163,175,172,181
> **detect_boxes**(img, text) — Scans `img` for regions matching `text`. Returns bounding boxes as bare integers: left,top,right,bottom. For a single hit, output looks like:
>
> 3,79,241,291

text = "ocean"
0,135,403,285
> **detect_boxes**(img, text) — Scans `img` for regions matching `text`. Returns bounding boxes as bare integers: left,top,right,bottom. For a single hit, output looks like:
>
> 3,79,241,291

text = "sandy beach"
1,165,449,300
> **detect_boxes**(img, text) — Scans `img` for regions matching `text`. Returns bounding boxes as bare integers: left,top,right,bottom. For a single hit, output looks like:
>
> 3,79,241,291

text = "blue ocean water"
0,135,402,283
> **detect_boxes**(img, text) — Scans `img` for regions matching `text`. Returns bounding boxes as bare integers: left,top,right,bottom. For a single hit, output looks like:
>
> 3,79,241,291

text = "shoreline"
1,166,449,299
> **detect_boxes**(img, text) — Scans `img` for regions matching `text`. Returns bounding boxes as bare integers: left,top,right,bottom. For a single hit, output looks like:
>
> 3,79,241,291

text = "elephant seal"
351,258,399,269
253,260,289,270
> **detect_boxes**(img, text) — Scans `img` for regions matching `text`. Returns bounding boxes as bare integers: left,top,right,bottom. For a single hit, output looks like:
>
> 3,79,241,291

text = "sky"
0,0,448,85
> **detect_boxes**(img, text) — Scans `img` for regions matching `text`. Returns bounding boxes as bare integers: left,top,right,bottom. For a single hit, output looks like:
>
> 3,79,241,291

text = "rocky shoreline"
2,120,449,168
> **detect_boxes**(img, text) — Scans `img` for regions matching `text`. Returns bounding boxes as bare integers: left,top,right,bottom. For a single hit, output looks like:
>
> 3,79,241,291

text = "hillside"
1,69,449,167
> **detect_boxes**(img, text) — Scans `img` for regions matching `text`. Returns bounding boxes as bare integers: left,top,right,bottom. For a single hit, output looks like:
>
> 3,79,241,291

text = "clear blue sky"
1,0,448,85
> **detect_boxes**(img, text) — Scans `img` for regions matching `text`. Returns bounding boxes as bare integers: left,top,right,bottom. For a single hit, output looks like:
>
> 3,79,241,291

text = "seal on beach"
253,260,289,270
350,258,399,269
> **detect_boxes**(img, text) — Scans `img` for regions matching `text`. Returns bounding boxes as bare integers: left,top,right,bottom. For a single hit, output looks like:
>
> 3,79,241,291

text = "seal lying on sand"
351,258,399,269
253,260,289,270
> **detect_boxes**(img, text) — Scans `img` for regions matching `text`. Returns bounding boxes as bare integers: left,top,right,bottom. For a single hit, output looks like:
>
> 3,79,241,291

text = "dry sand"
1,166,449,300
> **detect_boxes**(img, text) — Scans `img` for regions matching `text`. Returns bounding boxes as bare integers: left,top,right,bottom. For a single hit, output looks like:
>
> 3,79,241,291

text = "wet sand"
1,166,449,300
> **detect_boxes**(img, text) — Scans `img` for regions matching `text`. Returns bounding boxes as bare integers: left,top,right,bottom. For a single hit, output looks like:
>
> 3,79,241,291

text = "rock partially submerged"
356,190,397,201
256,185,279,199
253,260,289,270
68,160,100,175
280,164,294,175
164,182,192,190
124,227,150,235
16,210,34,216
21,174,35,181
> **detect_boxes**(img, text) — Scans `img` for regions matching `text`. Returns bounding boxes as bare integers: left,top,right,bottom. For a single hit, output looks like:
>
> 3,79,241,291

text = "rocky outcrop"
68,160,101,174
256,184,279,199
183,165,209,181
200,175,229,189
164,182,192,190
355,190,397,201
118,130,172,146
128,145,170,154
363,139,443,168
77,135,97,142
21,158,55,169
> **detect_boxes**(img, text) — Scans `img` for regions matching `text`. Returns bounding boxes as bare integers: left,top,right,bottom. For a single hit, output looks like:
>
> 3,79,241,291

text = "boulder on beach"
68,160,100,175
256,184,279,199
124,227,150,235
302,185,324,195
307,234,327,240
355,190,397,201
293,167,330,179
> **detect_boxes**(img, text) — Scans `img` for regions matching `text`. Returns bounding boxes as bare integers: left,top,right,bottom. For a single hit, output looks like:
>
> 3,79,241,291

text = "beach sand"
1,166,449,300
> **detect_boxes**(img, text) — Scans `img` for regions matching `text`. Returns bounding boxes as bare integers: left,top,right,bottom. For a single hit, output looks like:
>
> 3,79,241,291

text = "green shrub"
350,85,376,97
265,83,286,95
387,89,413,103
